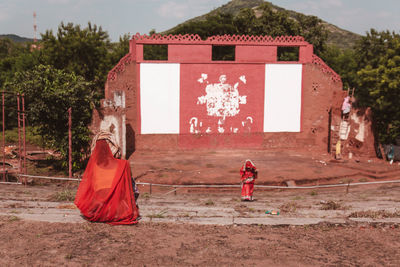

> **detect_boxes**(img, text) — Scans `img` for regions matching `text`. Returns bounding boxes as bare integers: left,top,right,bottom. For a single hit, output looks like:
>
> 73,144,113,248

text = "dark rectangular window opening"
212,45,235,61
143,44,168,60
277,46,299,61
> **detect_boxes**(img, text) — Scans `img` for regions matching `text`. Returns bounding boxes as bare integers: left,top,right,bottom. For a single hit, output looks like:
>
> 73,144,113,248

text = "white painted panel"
140,63,180,134
264,64,302,132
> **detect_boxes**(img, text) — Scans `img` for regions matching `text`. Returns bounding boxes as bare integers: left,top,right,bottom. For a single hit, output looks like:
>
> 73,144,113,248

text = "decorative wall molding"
133,33,307,45
107,53,132,81
312,55,342,83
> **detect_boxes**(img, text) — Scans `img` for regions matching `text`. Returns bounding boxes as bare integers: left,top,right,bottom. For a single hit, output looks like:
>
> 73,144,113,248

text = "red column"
68,107,72,178
17,94,21,174
22,95,26,175
2,92,4,181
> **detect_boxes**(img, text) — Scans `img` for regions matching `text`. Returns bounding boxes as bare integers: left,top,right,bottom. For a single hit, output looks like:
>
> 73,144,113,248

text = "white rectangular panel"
264,64,302,132
140,63,180,134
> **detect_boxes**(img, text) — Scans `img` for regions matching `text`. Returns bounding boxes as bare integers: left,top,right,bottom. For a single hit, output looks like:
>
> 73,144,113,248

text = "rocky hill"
0,34,34,43
166,0,361,50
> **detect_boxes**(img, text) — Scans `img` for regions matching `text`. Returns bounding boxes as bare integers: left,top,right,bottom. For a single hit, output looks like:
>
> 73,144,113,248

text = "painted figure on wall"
240,159,257,201
194,74,249,133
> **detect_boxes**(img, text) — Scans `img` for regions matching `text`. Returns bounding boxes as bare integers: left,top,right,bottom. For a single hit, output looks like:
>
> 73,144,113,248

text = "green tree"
171,12,237,39
0,38,40,87
354,29,400,143
169,3,328,55
40,22,112,96
5,64,95,171
320,45,358,89
108,34,130,66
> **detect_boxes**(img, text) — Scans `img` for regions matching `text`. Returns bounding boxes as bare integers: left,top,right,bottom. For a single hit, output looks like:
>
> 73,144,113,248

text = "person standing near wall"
240,159,257,201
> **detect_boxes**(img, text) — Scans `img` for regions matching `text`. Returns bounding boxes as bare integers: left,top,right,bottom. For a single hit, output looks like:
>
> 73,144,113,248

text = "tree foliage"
5,65,94,170
169,3,328,55
1,8,399,171
353,30,400,143
39,22,112,96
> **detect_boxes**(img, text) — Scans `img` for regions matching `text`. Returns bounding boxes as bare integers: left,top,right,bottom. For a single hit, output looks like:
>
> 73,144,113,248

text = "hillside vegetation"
0,34,35,43
166,0,361,50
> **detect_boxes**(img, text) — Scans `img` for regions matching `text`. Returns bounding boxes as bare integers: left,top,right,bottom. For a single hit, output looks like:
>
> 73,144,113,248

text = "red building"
92,33,350,159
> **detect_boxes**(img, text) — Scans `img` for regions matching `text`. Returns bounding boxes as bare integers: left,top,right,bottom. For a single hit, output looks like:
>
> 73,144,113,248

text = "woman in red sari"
240,159,257,201
75,139,140,225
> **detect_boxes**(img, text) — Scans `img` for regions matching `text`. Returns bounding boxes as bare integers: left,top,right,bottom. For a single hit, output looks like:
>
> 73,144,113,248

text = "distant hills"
0,34,35,43
2,0,362,50
166,0,361,50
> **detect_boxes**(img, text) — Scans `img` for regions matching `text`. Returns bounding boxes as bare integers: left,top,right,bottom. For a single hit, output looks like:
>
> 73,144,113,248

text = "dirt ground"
1,149,400,266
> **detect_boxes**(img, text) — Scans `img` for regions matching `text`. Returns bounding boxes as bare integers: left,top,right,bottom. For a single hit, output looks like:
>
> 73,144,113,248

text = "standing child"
240,159,257,201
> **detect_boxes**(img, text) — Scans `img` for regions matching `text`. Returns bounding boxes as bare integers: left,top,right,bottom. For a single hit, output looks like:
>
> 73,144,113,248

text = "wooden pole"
22,95,26,175
2,92,4,181
68,107,72,178
17,94,21,174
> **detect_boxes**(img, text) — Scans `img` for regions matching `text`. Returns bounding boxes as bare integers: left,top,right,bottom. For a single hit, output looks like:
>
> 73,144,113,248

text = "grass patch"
279,201,299,213
310,190,318,196
142,192,151,199
148,209,168,219
348,210,400,219
205,199,215,206
65,253,74,260
320,200,342,210
3,126,48,147
291,195,303,200
7,215,20,222
49,189,76,202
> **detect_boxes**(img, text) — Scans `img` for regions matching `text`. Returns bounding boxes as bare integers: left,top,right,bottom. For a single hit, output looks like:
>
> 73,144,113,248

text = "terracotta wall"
98,34,346,155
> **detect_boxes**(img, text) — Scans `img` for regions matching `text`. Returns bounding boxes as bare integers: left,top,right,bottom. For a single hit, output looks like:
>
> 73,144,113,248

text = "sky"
0,0,399,42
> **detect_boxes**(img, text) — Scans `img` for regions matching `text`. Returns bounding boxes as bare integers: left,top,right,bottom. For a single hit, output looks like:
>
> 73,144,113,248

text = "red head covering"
244,159,256,169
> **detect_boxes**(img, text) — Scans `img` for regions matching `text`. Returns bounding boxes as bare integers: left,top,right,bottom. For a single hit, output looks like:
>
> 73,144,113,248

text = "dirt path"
1,149,400,265
1,183,400,226
1,216,399,266
1,182,400,266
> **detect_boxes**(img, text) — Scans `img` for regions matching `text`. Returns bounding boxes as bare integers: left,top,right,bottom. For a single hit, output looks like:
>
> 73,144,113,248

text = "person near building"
240,159,258,201
341,96,352,119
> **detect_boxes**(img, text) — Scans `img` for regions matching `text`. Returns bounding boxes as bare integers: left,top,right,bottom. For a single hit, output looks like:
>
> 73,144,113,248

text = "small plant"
49,189,76,202
148,209,168,219
320,200,342,210
142,192,151,199
205,199,214,206
310,190,318,196
291,195,303,200
279,201,299,213
8,215,20,222
348,210,400,219
205,163,215,168
248,207,256,213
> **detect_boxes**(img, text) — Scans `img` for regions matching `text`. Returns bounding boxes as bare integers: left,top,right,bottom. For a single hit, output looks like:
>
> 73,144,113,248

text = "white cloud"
156,0,228,19
157,1,189,19
290,0,343,13
45,0,73,4
0,3,13,22
375,11,392,19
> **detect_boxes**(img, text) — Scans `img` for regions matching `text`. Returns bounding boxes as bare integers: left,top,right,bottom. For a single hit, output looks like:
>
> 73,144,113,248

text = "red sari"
74,140,139,225
240,160,257,201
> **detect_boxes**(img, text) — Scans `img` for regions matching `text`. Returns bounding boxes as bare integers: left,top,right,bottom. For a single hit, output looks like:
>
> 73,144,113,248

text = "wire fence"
4,173,398,190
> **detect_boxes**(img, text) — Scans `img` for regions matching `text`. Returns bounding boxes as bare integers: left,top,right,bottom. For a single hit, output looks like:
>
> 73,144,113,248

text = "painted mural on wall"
180,64,264,135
